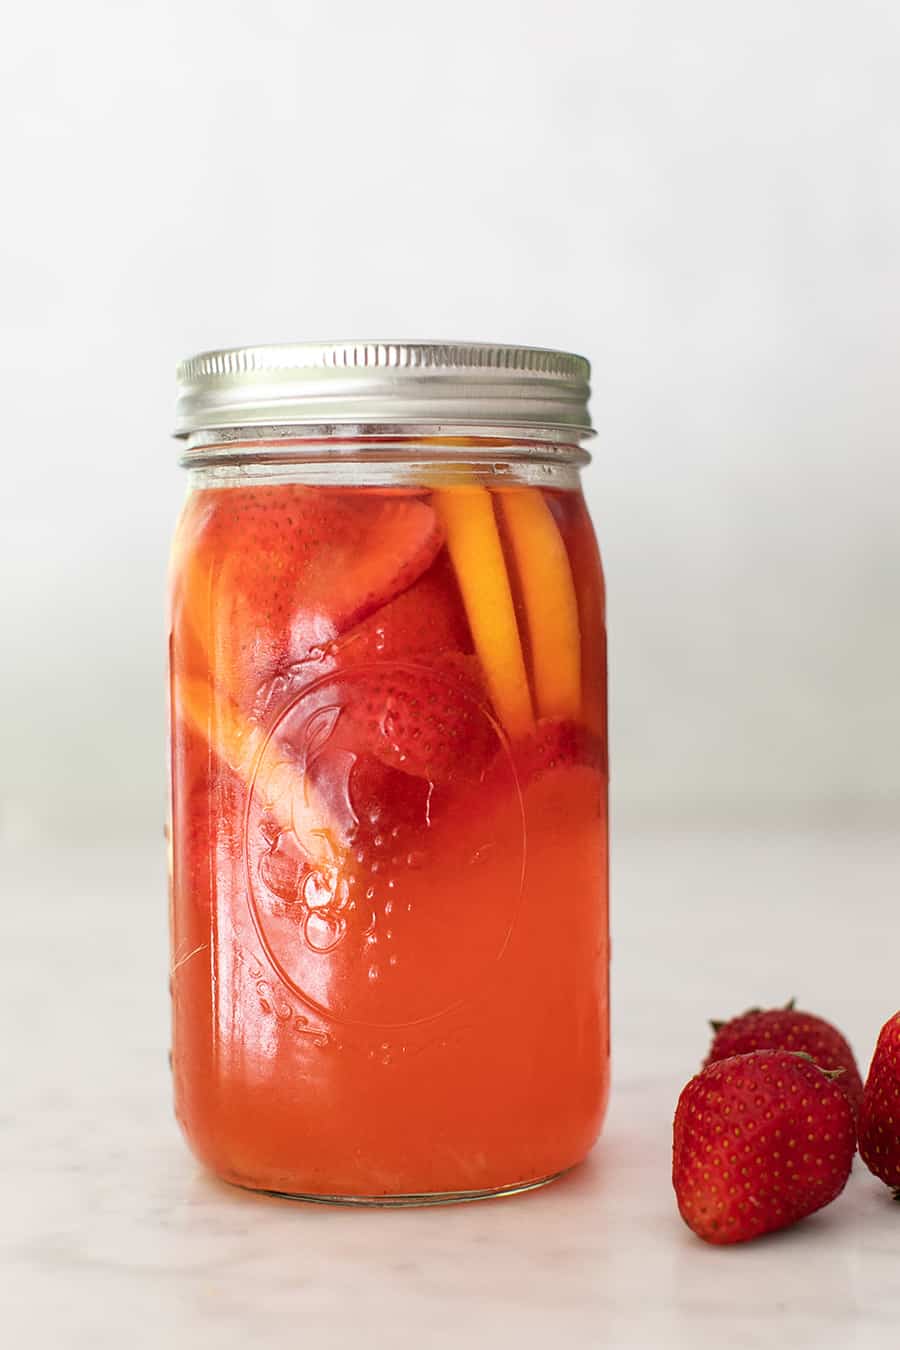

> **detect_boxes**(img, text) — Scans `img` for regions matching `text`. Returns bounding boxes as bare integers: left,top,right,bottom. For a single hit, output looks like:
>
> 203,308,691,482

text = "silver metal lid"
174,340,593,439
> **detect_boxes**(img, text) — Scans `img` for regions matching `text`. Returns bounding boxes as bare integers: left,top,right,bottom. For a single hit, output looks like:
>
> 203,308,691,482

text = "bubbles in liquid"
245,660,529,1025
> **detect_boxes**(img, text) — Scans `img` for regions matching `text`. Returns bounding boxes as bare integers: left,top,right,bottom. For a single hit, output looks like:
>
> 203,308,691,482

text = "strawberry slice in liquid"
176,486,444,703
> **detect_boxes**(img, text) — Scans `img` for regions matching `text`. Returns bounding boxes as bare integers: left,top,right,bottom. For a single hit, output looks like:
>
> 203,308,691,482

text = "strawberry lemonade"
169,343,608,1202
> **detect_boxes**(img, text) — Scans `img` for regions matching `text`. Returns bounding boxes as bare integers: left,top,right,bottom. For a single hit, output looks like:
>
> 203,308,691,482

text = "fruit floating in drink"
169,343,608,1202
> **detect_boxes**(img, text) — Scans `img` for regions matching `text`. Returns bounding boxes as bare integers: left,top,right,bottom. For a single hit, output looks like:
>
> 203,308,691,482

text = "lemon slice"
432,487,534,740
497,489,582,721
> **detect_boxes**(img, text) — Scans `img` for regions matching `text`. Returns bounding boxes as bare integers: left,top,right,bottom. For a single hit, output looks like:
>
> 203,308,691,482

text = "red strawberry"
222,485,441,633
508,718,605,784
858,1011,900,1190
346,752,435,835
331,654,496,785
178,485,443,698
475,719,605,815
705,1002,864,1115
673,1050,856,1245
332,551,472,666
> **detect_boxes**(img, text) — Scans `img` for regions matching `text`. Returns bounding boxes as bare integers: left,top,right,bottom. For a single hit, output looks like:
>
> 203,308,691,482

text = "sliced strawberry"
178,486,444,699
509,718,606,786
473,717,606,817
345,753,436,834
333,551,473,667
329,655,496,785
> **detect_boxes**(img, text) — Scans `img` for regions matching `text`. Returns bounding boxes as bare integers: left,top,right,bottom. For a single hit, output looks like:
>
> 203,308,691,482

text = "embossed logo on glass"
244,664,525,1027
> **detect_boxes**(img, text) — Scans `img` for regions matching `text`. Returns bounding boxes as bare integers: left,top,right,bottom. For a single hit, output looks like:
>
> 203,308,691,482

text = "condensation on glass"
168,342,609,1203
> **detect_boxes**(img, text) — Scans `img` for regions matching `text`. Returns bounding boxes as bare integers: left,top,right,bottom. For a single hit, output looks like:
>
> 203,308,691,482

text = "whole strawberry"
705,1001,863,1115
858,1012,900,1190
673,1050,856,1244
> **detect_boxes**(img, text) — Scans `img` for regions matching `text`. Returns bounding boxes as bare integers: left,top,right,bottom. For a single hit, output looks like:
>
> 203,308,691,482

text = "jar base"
232,1166,573,1208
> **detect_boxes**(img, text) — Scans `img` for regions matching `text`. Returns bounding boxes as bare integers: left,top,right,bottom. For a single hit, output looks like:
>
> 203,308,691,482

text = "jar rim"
174,340,594,441
177,424,592,469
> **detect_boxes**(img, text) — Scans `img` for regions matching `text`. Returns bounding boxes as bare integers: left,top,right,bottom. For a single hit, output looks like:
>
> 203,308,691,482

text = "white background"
2,0,899,843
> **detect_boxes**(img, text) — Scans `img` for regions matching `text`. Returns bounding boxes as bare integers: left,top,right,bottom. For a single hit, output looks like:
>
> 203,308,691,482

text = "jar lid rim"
174,339,594,439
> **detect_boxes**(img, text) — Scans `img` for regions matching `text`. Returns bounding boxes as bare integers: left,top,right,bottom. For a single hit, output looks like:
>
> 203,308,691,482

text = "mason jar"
168,341,608,1203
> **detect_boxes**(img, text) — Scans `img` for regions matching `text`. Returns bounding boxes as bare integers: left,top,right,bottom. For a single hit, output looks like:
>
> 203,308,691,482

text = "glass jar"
168,342,608,1203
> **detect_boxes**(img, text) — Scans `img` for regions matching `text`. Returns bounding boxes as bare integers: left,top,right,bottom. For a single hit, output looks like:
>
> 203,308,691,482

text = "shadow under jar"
168,341,609,1204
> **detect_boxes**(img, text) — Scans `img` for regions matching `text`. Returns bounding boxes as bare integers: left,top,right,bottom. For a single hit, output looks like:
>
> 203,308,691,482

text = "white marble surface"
4,826,899,1349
